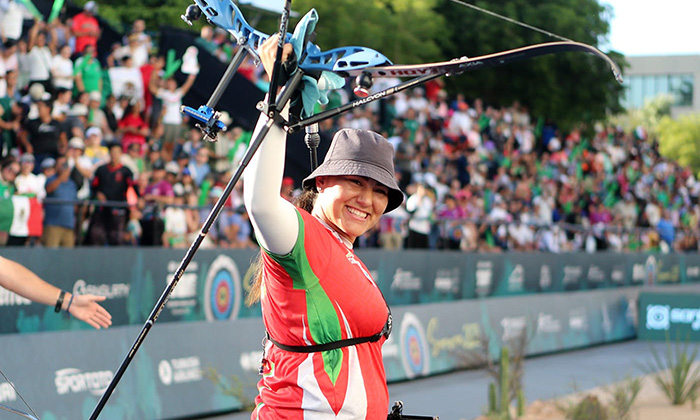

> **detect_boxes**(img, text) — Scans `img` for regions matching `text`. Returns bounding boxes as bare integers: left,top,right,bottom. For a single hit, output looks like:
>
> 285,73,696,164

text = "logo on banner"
539,265,552,290
158,357,202,385
507,265,524,292
73,279,130,299
54,368,113,396
400,313,430,378
646,305,670,330
204,255,241,321
391,268,421,291
434,268,459,294
475,261,493,296
0,288,31,307
0,382,17,403
166,261,199,316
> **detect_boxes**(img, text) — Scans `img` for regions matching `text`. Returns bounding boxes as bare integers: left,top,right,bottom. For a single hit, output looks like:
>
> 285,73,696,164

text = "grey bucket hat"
303,128,404,213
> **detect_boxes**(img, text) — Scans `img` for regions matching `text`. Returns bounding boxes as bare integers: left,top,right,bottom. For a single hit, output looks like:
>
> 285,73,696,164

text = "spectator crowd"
0,1,698,253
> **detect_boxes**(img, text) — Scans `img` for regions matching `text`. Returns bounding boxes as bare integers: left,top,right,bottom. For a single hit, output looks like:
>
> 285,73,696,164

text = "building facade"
622,55,700,117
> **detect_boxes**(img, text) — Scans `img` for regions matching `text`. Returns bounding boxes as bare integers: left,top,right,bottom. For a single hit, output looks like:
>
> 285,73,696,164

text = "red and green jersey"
253,209,389,420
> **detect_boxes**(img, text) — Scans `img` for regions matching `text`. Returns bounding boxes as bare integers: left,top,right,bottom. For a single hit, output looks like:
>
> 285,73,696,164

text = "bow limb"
359,41,623,84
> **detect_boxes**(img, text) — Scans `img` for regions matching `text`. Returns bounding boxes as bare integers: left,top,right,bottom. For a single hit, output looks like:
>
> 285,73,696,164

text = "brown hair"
244,189,317,306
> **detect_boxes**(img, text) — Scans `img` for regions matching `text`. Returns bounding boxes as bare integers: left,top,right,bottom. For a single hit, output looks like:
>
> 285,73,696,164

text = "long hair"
244,188,317,306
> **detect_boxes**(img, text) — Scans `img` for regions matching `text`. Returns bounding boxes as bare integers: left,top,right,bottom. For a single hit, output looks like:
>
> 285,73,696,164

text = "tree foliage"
88,0,625,130
658,114,700,176
435,0,626,131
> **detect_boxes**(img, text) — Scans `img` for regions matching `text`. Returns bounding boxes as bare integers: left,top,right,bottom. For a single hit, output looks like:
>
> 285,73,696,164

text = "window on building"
623,73,694,109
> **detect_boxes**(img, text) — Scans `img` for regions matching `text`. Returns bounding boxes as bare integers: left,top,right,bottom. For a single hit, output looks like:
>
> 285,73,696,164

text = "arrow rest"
353,71,373,98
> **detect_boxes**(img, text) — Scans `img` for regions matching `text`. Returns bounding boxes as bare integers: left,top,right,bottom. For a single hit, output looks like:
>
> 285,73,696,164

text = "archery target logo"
646,304,670,330
399,313,430,378
204,255,241,321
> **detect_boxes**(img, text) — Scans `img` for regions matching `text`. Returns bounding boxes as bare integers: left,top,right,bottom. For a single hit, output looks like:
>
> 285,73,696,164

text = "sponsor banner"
0,249,258,334
638,290,700,341
2,249,700,335
2,285,689,419
0,319,265,420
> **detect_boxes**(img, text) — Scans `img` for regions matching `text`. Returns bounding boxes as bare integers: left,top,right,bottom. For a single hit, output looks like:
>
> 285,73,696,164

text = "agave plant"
643,336,700,406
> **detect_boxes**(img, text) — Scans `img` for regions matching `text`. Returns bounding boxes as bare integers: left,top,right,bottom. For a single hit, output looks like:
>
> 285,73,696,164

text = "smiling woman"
240,36,404,420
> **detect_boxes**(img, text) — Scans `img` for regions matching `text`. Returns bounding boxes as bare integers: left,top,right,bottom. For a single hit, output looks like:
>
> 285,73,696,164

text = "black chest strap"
267,310,392,353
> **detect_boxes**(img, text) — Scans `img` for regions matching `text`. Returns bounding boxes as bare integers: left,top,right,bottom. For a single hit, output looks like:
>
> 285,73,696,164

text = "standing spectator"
188,147,211,187
0,156,19,198
139,159,174,245
19,99,66,170
121,142,145,177
83,126,109,167
88,142,134,245
43,156,78,247
0,1,24,45
117,101,149,153
162,191,188,248
71,1,101,56
74,44,102,94
405,183,434,248
51,45,74,91
87,91,112,139
14,153,45,200
27,20,57,94
149,57,197,160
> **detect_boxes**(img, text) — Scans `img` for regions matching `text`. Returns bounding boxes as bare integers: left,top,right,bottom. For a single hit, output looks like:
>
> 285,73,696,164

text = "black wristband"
54,290,66,313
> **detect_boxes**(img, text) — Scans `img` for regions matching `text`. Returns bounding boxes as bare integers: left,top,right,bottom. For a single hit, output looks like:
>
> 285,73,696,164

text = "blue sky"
602,0,700,56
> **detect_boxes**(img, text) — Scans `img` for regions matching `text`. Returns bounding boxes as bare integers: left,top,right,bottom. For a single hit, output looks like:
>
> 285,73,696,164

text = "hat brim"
302,159,404,213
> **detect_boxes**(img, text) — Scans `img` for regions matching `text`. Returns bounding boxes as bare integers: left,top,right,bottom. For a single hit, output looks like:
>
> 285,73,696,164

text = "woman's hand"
259,34,294,81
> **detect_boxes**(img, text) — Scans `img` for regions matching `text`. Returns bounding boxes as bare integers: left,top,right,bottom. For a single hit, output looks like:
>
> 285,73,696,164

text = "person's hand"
96,191,107,202
259,34,294,81
68,294,113,329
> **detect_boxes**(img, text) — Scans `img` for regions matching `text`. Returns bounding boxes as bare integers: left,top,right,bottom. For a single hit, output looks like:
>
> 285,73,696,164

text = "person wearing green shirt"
74,44,102,94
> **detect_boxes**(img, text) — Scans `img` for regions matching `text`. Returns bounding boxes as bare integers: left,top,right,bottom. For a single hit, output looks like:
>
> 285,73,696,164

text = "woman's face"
313,175,389,243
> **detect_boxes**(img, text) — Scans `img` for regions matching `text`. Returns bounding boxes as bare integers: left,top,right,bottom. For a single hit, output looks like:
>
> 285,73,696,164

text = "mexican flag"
0,196,43,237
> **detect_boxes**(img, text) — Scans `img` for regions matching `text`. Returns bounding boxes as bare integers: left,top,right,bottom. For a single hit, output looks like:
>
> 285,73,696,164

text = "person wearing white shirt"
27,21,56,91
15,154,46,200
51,45,74,90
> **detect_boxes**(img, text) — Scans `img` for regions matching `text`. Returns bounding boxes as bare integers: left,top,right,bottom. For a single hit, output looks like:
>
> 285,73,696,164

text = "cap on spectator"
182,167,191,176
165,161,180,174
85,127,102,138
41,157,56,169
152,159,165,170
176,151,189,161
29,83,46,101
150,143,161,152
69,137,86,150
84,1,98,13
69,103,89,117
89,91,102,102
19,154,35,164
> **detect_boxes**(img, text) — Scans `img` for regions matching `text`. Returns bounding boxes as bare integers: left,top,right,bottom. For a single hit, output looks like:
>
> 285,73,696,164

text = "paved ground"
195,339,663,420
